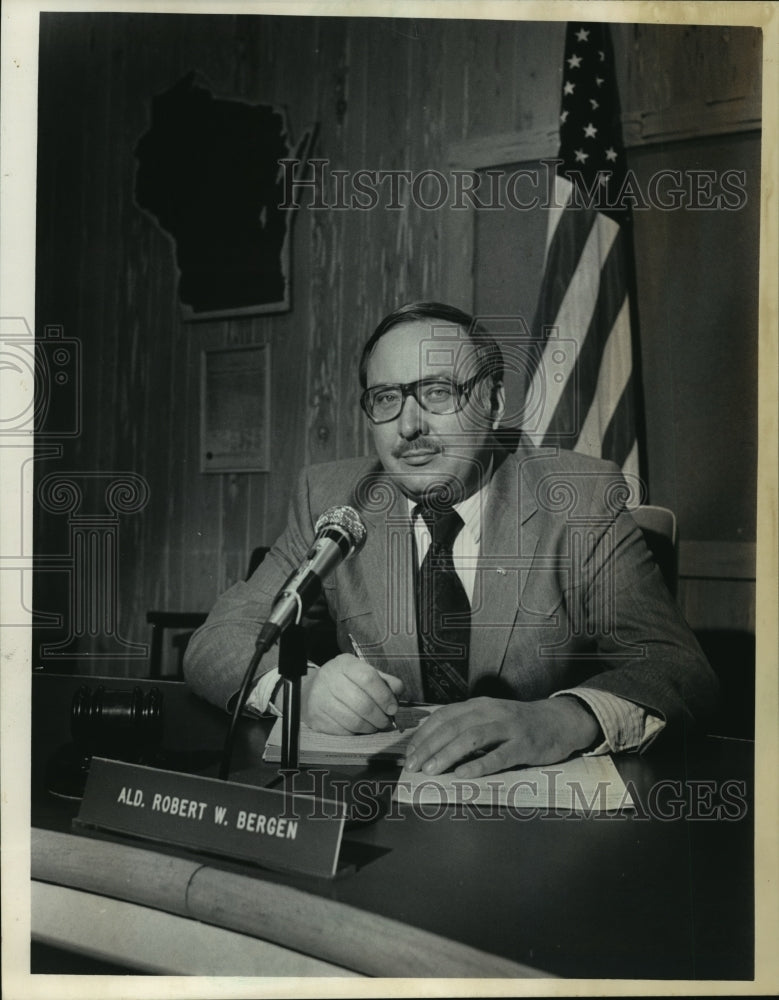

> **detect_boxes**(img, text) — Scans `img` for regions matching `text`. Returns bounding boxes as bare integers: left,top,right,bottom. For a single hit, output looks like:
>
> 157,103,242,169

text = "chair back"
146,610,208,679
632,504,678,598
145,546,270,678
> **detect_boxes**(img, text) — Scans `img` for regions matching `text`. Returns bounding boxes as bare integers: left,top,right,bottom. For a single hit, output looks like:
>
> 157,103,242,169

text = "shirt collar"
405,459,492,547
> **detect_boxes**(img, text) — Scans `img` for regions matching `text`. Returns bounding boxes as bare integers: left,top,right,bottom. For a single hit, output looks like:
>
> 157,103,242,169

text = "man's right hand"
300,654,405,735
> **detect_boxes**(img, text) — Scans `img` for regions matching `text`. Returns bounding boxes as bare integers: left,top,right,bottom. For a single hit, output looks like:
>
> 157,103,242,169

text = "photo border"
2,2,776,998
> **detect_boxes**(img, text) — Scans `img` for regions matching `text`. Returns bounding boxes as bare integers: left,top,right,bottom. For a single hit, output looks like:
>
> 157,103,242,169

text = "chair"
632,504,678,598
695,628,755,740
146,610,208,679
146,546,270,679
629,508,755,738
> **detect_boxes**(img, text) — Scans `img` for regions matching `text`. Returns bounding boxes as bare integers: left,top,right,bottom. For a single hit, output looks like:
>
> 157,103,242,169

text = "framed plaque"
200,344,270,473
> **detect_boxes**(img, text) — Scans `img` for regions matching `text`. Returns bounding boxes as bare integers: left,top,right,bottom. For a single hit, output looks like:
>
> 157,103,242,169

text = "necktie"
414,504,470,703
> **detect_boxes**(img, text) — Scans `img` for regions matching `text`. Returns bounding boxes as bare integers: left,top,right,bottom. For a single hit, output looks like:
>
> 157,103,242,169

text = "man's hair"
358,301,504,390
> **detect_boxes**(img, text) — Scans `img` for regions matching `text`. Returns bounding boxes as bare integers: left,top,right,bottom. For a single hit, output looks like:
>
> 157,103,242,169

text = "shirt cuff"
552,687,665,754
244,668,284,717
245,664,320,716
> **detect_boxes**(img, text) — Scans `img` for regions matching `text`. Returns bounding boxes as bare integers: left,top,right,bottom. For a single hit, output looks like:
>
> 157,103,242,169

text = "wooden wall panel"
614,23,762,123
631,133,760,544
305,22,347,467
337,27,372,462
33,15,761,675
408,22,447,303
679,579,756,634
473,133,760,550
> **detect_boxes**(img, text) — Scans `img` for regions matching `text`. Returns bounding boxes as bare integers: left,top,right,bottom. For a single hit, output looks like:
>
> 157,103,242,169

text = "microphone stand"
218,505,365,783
218,621,308,782
278,624,307,772
219,507,365,781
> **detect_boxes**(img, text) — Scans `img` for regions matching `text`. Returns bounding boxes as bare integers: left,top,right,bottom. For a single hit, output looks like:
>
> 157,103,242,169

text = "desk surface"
31,674,754,980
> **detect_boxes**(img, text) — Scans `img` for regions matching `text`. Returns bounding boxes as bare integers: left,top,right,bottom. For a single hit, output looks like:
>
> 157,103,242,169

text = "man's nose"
398,392,428,438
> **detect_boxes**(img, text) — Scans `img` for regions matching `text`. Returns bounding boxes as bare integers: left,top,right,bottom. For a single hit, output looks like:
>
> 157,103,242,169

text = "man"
184,302,718,778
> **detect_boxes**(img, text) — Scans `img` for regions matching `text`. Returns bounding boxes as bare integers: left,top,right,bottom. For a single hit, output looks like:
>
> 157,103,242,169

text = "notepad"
262,705,434,765
394,753,634,812
263,710,635,812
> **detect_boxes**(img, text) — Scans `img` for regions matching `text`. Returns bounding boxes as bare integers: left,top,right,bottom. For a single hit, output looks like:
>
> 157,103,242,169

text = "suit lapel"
469,447,543,689
341,447,549,700
346,467,424,699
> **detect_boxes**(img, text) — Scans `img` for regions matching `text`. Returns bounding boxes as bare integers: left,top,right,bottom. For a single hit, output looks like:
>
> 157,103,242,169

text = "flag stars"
598,49,605,61
575,28,590,42
567,53,582,69
605,147,618,162
589,98,599,110
583,123,597,139
574,148,589,163
560,109,569,123
564,80,576,96
595,76,604,87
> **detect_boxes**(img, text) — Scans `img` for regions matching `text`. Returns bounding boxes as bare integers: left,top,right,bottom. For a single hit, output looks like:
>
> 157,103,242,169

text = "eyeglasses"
360,375,483,424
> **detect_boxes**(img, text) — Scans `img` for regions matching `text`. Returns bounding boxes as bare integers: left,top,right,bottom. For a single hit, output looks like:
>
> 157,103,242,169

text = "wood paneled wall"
33,14,761,674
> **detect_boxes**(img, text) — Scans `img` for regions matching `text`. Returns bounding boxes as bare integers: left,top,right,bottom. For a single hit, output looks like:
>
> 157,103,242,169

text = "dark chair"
630,509,752,738
146,610,208,679
632,504,678,598
146,546,270,679
695,628,755,740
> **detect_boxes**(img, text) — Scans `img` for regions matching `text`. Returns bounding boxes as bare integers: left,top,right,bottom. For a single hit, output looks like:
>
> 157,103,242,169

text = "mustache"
391,437,444,459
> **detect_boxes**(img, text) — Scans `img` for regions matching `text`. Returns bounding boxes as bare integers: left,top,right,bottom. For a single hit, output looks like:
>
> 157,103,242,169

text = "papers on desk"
394,754,634,812
264,704,633,811
262,705,433,765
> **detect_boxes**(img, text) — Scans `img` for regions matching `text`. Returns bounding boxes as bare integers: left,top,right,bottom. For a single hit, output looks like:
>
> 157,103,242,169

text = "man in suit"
184,302,718,778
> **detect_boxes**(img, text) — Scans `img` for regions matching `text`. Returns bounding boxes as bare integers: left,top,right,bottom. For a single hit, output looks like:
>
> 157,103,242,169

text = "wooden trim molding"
448,98,761,169
32,829,549,979
678,540,757,581
32,881,354,976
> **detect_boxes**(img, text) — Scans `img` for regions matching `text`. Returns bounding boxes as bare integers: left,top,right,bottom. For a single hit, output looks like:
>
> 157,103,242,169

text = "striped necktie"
414,504,470,703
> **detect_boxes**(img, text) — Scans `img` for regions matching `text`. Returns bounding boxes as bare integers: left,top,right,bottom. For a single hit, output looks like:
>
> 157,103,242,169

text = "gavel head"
71,685,164,761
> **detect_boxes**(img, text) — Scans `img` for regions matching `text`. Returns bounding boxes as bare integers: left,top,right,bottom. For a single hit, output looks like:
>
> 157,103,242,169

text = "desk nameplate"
74,758,346,878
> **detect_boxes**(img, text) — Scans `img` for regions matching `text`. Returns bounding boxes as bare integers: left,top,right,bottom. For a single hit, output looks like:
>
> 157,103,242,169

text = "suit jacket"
184,444,719,731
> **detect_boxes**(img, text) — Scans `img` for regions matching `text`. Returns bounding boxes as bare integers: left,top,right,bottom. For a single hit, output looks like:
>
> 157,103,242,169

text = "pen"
348,632,399,732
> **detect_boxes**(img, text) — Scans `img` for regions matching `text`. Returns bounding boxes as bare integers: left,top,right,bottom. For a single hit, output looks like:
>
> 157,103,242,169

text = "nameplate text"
75,757,346,878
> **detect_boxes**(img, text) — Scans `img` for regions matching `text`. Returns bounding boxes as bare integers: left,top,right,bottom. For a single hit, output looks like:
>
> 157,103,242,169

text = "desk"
31,674,754,979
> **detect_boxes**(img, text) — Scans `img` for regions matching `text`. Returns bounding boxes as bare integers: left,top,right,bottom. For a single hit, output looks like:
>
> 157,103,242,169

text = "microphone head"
314,505,367,554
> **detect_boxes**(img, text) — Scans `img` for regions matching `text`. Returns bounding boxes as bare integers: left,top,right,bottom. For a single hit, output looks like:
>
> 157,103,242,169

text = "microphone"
220,505,366,781
256,505,367,651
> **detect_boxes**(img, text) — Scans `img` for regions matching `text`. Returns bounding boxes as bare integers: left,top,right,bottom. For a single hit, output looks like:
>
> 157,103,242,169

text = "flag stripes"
529,23,642,485
545,208,631,445
602,344,641,468
574,297,631,455
524,181,596,392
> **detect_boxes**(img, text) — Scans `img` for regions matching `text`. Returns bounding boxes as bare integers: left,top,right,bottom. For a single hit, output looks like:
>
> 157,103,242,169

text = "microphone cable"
218,628,280,781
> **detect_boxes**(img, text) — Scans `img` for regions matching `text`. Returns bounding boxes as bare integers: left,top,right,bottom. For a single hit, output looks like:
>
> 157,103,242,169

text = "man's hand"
403,696,601,777
301,654,405,735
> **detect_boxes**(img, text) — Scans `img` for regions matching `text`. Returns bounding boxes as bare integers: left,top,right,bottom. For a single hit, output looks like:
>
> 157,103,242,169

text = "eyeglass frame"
359,372,488,424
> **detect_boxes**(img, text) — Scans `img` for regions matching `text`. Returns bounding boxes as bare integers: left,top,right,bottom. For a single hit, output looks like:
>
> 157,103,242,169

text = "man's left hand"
403,696,601,778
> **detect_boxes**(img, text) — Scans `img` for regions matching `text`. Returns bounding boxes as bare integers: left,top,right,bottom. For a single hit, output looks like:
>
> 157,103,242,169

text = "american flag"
528,23,643,482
